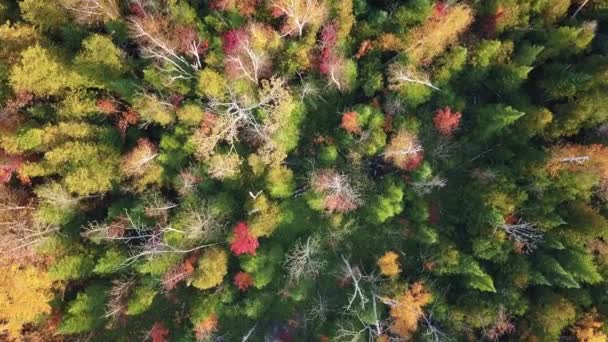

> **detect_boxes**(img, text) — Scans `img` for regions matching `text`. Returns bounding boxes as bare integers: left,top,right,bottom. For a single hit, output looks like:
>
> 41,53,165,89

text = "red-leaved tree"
340,111,360,134
148,322,169,342
433,106,462,137
230,222,259,255
233,271,254,291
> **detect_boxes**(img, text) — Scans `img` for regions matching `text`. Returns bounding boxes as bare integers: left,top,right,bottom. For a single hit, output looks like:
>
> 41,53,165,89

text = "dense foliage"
1,0,608,340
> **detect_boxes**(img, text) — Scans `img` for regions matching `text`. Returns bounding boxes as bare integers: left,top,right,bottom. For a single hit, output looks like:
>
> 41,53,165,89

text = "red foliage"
222,29,247,55
97,98,118,114
340,111,360,134
149,322,169,342
129,3,147,18
319,48,339,75
199,112,219,135
116,110,139,139
230,222,259,256
320,22,338,49
0,91,33,130
194,314,219,340
433,2,448,18
233,271,254,291
162,253,198,291
175,26,209,56
433,107,462,137
504,214,518,225
168,94,184,107
404,152,424,171
0,150,23,184
480,7,505,37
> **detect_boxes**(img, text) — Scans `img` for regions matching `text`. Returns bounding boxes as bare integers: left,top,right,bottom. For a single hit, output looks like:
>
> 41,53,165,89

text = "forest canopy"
1,0,608,341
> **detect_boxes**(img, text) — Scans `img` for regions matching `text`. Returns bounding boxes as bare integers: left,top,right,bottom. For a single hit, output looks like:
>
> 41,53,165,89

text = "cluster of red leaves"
233,271,254,291
194,314,219,340
312,170,361,213
116,110,140,139
97,98,118,114
162,253,199,291
480,7,505,37
1,91,33,130
174,25,209,56
433,106,462,137
222,29,247,55
0,150,23,184
129,2,147,18
230,222,259,255
318,22,340,75
149,322,169,342
340,111,361,134
403,153,424,171
433,2,448,18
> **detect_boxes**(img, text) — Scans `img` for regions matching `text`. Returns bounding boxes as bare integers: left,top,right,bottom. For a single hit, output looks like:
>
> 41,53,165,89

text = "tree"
382,282,432,340
230,222,259,256
377,251,401,277
59,284,108,334
234,271,254,291
62,0,121,24
340,111,361,134
223,24,278,83
0,264,54,338
283,236,326,283
148,321,169,342
191,247,228,290
573,311,607,342
270,0,327,37
383,129,424,171
433,106,462,137
403,4,473,65
10,45,84,96
309,169,362,213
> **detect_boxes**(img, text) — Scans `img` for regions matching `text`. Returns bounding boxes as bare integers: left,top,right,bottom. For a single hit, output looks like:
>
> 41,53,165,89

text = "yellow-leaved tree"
377,251,401,277
0,264,54,338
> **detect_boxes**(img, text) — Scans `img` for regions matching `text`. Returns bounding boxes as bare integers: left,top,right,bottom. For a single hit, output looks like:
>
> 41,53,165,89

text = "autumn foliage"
340,111,360,134
377,251,401,276
433,106,462,136
230,222,259,256
149,321,169,342
387,282,432,339
233,271,254,291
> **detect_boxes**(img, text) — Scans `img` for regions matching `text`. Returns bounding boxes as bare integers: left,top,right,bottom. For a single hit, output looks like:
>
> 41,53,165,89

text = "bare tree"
283,236,326,283
82,213,217,268
269,0,327,37
195,77,292,163
306,294,330,323
413,176,447,195
388,64,440,91
310,169,363,213
481,306,515,341
105,277,136,323
496,219,543,253
177,202,227,242
63,0,121,24
340,255,369,311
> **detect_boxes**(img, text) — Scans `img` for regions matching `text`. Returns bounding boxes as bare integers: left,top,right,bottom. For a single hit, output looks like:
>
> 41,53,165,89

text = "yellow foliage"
573,312,607,342
377,251,401,277
388,282,432,339
191,248,228,290
404,4,473,65
249,195,281,238
0,264,54,338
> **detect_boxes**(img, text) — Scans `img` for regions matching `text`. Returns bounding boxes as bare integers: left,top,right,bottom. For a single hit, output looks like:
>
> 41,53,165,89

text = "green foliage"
58,284,108,334
10,45,84,96
4,1,608,340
